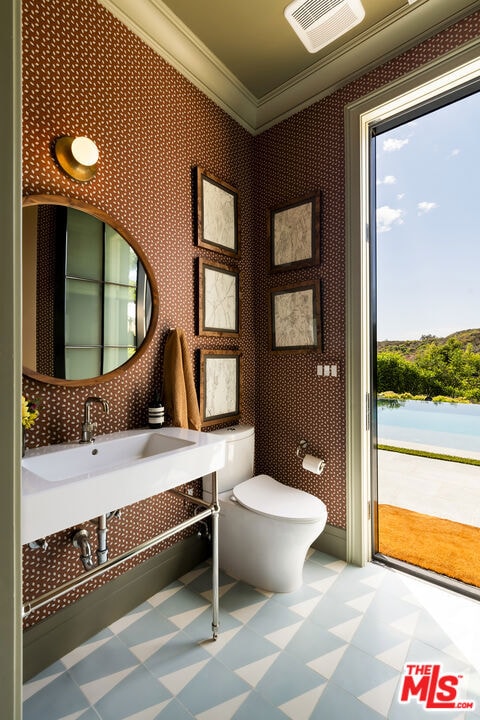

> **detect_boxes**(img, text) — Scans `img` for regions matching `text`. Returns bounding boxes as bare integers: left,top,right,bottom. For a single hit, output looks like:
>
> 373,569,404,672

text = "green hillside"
376,329,480,402
377,328,480,359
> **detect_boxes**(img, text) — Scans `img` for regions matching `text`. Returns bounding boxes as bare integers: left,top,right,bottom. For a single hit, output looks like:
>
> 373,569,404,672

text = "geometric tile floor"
23,550,480,719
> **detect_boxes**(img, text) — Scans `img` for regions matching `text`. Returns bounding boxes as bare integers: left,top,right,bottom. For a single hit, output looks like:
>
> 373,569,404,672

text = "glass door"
371,83,480,593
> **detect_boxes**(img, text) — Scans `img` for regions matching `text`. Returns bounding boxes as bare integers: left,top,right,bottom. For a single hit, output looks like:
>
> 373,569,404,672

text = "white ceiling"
99,0,479,133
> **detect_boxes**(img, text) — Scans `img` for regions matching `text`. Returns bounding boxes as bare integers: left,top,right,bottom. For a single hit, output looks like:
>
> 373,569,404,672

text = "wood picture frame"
269,280,322,353
199,349,241,426
268,192,321,272
196,167,239,257
198,258,240,336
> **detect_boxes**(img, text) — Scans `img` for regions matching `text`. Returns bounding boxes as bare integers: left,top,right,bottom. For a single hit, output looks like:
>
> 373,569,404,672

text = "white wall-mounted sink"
22,427,226,545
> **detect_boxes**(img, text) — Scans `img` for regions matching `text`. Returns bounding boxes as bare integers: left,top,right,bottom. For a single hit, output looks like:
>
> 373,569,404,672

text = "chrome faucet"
80,396,109,443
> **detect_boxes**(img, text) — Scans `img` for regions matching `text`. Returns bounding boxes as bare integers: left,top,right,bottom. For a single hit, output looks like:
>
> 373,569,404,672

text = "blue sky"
375,89,480,341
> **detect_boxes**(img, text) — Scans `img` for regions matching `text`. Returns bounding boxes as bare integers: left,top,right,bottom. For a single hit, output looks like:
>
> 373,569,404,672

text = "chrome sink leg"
211,470,219,640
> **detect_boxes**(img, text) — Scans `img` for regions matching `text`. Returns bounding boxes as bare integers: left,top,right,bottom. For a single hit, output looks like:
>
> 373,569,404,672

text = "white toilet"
203,424,328,593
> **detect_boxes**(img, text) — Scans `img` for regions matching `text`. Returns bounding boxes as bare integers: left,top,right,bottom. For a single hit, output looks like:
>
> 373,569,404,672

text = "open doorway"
345,39,480,579
371,84,480,592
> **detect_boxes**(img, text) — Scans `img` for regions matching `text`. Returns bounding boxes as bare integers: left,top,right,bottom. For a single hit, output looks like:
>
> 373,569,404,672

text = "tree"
377,352,423,394
416,339,464,396
460,344,480,401
377,339,480,401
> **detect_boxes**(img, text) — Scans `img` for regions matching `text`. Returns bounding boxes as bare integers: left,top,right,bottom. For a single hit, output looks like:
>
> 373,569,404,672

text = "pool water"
377,399,480,453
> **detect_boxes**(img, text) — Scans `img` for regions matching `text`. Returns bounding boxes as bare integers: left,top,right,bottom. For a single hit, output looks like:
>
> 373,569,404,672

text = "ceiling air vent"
284,0,365,53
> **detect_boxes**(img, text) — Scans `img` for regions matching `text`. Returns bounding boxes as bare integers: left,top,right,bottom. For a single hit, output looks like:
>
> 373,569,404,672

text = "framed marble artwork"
269,280,322,353
196,167,239,257
268,192,321,272
199,349,241,426
198,258,240,337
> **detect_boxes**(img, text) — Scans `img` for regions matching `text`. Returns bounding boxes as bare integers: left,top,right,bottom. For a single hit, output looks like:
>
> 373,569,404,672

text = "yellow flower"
22,395,39,429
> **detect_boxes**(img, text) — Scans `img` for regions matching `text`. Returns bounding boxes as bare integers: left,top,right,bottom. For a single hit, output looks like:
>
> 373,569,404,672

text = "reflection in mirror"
23,196,157,384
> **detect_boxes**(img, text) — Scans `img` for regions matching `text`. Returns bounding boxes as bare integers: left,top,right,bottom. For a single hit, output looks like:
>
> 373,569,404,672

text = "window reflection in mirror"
22,198,155,383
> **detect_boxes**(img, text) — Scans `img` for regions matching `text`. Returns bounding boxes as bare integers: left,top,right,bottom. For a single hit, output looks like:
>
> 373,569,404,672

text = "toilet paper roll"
302,454,326,475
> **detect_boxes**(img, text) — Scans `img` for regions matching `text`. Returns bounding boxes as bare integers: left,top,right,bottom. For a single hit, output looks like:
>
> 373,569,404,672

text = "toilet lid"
233,474,327,523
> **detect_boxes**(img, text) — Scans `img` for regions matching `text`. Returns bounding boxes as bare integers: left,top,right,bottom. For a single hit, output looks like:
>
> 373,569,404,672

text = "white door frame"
0,0,22,716
345,37,480,567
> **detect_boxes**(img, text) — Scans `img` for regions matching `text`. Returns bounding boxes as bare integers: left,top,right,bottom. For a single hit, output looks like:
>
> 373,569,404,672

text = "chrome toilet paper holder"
296,439,326,476
296,439,308,459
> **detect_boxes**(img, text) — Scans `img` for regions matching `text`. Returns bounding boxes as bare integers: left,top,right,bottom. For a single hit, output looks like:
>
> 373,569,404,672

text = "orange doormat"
378,504,480,588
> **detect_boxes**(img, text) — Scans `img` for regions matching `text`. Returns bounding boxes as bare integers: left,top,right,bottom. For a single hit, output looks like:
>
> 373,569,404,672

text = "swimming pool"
377,399,480,453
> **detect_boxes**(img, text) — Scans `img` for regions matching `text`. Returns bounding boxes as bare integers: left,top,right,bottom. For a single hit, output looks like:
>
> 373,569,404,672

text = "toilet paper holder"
296,439,308,459
296,439,326,475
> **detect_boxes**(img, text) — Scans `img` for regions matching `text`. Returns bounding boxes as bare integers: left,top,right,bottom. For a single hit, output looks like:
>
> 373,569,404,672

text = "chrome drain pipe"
71,511,121,569
72,529,95,571
97,514,108,565
24,480,220,642
24,506,213,618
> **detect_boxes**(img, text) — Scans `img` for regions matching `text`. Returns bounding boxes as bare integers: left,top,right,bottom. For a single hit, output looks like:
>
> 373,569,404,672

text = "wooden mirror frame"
22,194,159,386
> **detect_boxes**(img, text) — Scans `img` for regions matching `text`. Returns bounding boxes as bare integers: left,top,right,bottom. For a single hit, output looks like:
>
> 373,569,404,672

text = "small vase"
22,428,26,457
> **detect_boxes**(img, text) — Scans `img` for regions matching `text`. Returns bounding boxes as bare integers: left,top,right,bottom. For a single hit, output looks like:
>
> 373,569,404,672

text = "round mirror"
23,195,158,386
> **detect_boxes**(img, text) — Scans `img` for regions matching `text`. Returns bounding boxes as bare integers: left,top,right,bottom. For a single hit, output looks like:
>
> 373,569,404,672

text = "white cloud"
376,205,405,233
397,193,405,200
417,201,438,215
377,175,396,185
383,138,409,152
450,148,460,157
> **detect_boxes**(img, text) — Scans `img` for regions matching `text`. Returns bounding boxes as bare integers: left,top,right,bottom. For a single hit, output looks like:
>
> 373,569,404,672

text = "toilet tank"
202,424,254,501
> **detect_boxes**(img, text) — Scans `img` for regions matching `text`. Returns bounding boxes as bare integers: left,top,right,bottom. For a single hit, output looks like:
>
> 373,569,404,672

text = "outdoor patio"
378,442,480,528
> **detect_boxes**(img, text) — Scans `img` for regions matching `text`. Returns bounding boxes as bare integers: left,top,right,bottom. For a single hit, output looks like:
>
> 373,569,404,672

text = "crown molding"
98,0,259,133
255,0,480,132
99,0,480,135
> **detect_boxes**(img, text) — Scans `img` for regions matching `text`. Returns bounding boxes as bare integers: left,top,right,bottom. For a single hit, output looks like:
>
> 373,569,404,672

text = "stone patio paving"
377,440,480,528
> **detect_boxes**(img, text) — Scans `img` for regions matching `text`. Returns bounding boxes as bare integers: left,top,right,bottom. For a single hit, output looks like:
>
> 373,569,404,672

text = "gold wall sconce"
54,136,99,182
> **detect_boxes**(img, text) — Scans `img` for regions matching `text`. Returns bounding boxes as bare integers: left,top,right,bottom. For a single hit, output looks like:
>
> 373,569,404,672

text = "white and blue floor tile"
23,550,480,719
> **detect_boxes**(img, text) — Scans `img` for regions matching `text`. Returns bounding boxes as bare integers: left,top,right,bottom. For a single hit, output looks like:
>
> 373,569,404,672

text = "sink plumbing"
72,510,121,571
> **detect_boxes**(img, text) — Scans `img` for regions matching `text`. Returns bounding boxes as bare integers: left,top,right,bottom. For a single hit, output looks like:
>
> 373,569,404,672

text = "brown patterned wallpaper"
253,10,480,521
21,0,256,628
21,0,480,627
